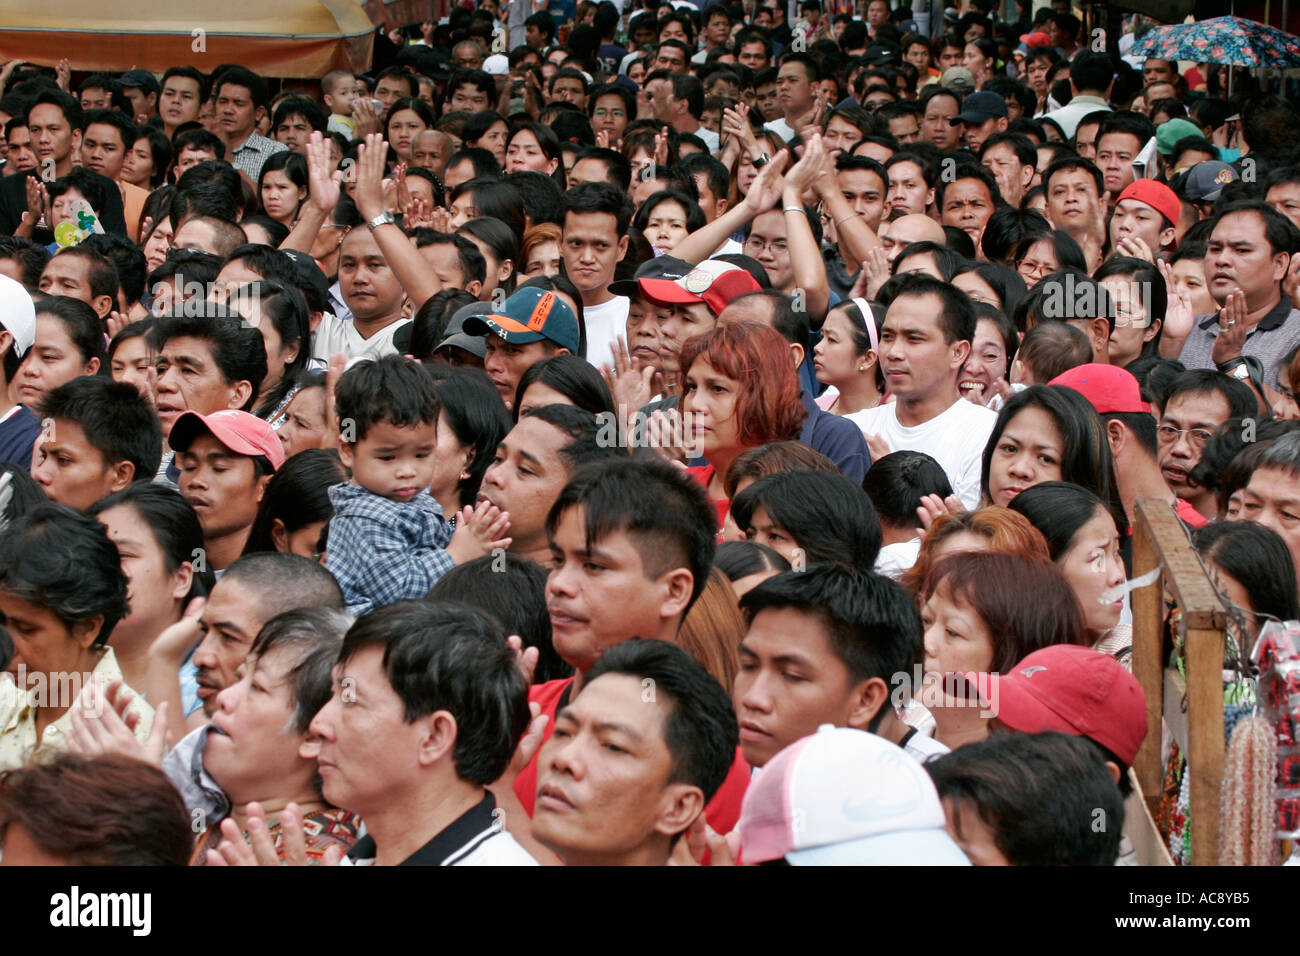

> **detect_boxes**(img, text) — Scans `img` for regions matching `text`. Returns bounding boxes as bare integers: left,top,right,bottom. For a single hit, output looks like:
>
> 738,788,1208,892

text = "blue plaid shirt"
326,483,455,617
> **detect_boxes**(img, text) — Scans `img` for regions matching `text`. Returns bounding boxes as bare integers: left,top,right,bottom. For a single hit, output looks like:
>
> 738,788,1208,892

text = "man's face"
410,130,449,176
569,157,613,190
525,24,544,49
654,46,688,74
590,94,629,143
1241,467,1300,589
123,87,156,120
739,42,769,72
1096,132,1141,198
659,20,688,44
743,210,793,290
532,673,697,865
776,62,814,117
80,87,112,111
175,146,217,177
309,645,430,818
30,418,125,510
941,177,995,248
886,160,934,215
822,115,864,158
154,336,245,439
1157,390,1229,496
1046,167,1100,233
191,576,266,715
868,0,889,25
906,42,931,71
923,94,960,150
656,301,716,375
887,112,921,143
753,8,773,28
275,113,314,154
692,173,725,222
755,82,780,121
646,78,674,123
734,607,868,767
171,218,223,257
479,415,572,554
1074,122,1100,162
1267,181,1300,231
375,76,411,111
215,83,261,141
5,125,37,172
962,116,1004,154
1206,211,1289,307
1110,198,1171,252
178,432,266,558
338,229,405,322
981,142,1030,208
80,122,127,179
562,210,627,294
28,103,78,167
550,77,587,108
1143,59,1176,85
879,293,967,401
340,419,438,503
547,507,683,671
454,44,483,70
706,13,731,45
449,81,489,113
37,255,99,312
939,44,963,70
160,76,202,128
838,167,886,232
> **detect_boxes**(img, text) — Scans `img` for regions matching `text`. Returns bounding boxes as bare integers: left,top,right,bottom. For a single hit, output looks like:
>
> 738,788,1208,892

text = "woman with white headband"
812,296,885,416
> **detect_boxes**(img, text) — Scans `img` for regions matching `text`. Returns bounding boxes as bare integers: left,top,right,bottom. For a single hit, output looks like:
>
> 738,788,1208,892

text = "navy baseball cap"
464,287,580,353
119,69,161,95
952,91,1008,125
608,255,692,299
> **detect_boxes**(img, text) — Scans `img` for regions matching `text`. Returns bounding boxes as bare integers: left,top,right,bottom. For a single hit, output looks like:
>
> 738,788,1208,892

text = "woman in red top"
676,321,806,528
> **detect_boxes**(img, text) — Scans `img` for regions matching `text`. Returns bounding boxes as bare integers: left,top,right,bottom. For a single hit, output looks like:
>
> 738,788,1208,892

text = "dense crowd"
0,0,1296,867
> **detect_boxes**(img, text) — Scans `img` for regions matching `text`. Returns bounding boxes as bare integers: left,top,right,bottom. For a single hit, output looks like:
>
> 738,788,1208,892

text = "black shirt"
0,167,127,242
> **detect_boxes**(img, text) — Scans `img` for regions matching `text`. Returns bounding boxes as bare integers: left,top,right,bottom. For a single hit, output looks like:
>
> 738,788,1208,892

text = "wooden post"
1131,498,1227,865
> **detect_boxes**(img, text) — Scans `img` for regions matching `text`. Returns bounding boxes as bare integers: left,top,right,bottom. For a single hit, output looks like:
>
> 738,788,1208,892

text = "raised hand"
305,131,343,216
446,500,513,564
149,596,205,664
1157,258,1196,348
66,675,169,767
55,58,71,92
1114,235,1155,262
1284,252,1300,309
1211,288,1248,366
741,149,791,215
601,334,659,424
353,133,389,221
207,801,343,866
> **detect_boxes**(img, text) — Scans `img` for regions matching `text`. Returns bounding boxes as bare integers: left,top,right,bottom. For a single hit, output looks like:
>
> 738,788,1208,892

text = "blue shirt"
0,405,41,471
325,483,455,617
800,388,870,483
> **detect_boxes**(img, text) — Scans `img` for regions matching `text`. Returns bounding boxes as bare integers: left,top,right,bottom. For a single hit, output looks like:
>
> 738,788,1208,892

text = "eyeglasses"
744,236,789,255
1157,424,1215,447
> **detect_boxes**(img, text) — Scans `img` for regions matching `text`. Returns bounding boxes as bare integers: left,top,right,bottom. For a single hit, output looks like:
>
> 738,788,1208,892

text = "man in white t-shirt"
562,182,633,370
311,602,538,866
846,275,997,510
310,226,410,361
764,53,819,144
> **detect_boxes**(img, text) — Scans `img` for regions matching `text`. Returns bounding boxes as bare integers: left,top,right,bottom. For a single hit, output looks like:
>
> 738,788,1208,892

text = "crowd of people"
0,0,1296,867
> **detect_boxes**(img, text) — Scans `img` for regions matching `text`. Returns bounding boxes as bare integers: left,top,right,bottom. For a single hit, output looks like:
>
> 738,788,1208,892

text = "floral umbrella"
1129,15,1300,67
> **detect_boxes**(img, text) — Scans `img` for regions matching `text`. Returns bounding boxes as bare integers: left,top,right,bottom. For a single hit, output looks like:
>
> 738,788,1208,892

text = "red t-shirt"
686,463,729,532
514,677,750,836
1175,498,1209,529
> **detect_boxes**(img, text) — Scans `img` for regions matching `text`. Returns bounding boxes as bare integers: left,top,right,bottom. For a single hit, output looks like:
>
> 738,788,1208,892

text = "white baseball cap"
483,54,510,76
0,274,36,359
739,725,971,866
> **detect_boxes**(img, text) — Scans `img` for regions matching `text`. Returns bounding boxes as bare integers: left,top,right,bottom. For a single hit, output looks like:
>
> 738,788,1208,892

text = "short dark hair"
334,353,440,444
546,458,716,609
213,65,270,112
79,233,147,308
80,107,135,150
250,607,351,734
272,95,327,135
574,147,632,193
731,470,883,570
1067,50,1113,95
50,245,120,306
515,356,615,420
862,450,954,528
0,504,129,647
503,170,565,227
29,88,83,130
38,377,162,483
562,180,634,236
519,402,624,474
336,600,530,786
221,551,345,618
149,309,266,410
926,730,1124,865
33,296,106,367
886,272,977,345
162,66,209,102
1163,368,1258,423
415,231,488,286
584,638,738,803
0,236,50,292
934,157,1003,212
1210,199,1300,259
1044,155,1104,197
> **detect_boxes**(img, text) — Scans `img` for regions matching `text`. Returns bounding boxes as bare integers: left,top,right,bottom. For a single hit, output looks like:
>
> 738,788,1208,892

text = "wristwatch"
1218,357,1251,381
366,210,397,231
753,153,771,169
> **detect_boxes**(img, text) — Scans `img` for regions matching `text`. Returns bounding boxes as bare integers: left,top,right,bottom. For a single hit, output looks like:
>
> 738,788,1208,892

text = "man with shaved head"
878,213,946,264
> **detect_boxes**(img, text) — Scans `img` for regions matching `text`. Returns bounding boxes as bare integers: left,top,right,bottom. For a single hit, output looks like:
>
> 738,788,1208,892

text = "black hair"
415,230,489,288
926,730,1124,866
458,217,519,292
632,188,707,239
563,180,635,237
0,236,50,292
446,146,502,182
1006,480,1113,564
33,296,106,367
0,503,129,648
1067,49,1112,95
584,638,739,803
1241,94,1300,164
461,110,508,151
1210,199,1300,259
862,450,954,529
337,599,529,785
514,355,615,422
979,206,1050,265
171,128,226,168
29,88,83,131
148,249,223,297
450,179,526,245
885,272,977,345
740,565,920,728
38,377,162,483
161,66,209,103
80,107,135,151
1093,256,1166,364
731,470,882,570
1097,110,1156,152
507,120,567,190
79,233,147,308
213,66,270,111
503,170,566,228
714,540,791,583
271,96,327,136
257,150,309,213
428,553,570,684
1043,155,1104,197
890,240,963,282
934,157,1004,213
1193,521,1300,625
575,147,633,194
942,226,976,260
1164,369,1258,423
169,184,241,232
148,309,267,411
241,448,346,556
46,245,119,310
334,353,440,444
425,366,512,509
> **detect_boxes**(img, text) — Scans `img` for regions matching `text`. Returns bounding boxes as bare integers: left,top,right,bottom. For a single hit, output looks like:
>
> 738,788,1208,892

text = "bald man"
411,129,454,179
878,214,946,264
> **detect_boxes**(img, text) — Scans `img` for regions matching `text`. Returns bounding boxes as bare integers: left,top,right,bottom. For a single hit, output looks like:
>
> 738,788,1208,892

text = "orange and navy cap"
464,287,580,353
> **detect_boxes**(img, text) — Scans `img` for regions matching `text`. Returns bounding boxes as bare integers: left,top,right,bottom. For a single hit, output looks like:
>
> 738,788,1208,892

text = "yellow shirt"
0,647,154,772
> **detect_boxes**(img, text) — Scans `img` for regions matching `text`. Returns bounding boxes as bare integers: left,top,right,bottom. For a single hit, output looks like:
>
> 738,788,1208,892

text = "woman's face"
1016,238,1060,289
1171,256,1216,316
50,187,88,229
387,108,428,161
1101,274,1157,369
922,580,996,683
1206,559,1260,640
518,381,575,418
277,386,328,458
953,271,1001,308
736,150,761,194
963,44,991,84
144,219,174,273
239,300,297,396
1275,365,1300,420
681,357,742,459
1058,507,1126,635
16,314,97,409
627,61,646,87
476,120,509,166
813,307,873,388
110,335,155,404
121,137,155,187
960,317,1009,402
506,130,556,175
260,169,304,224
524,240,562,278
429,410,474,508
464,233,508,300
0,590,95,687
744,505,802,566
986,404,1065,507
97,504,188,649
643,198,690,254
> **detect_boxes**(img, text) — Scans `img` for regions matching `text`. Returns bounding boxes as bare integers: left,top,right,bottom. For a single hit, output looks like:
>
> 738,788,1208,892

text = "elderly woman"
0,504,151,771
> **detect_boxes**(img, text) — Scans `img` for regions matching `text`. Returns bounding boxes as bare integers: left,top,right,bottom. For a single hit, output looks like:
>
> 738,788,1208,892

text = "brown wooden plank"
1186,626,1226,865
1131,503,1165,816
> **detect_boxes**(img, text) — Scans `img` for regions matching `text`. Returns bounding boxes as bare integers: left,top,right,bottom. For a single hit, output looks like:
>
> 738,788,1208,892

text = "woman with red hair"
674,321,807,527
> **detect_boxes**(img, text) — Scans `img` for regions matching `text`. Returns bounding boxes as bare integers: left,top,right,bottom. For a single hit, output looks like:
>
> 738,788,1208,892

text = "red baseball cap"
169,409,286,471
1117,179,1181,229
1049,363,1151,414
636,260,761,318
982,644,1148,766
